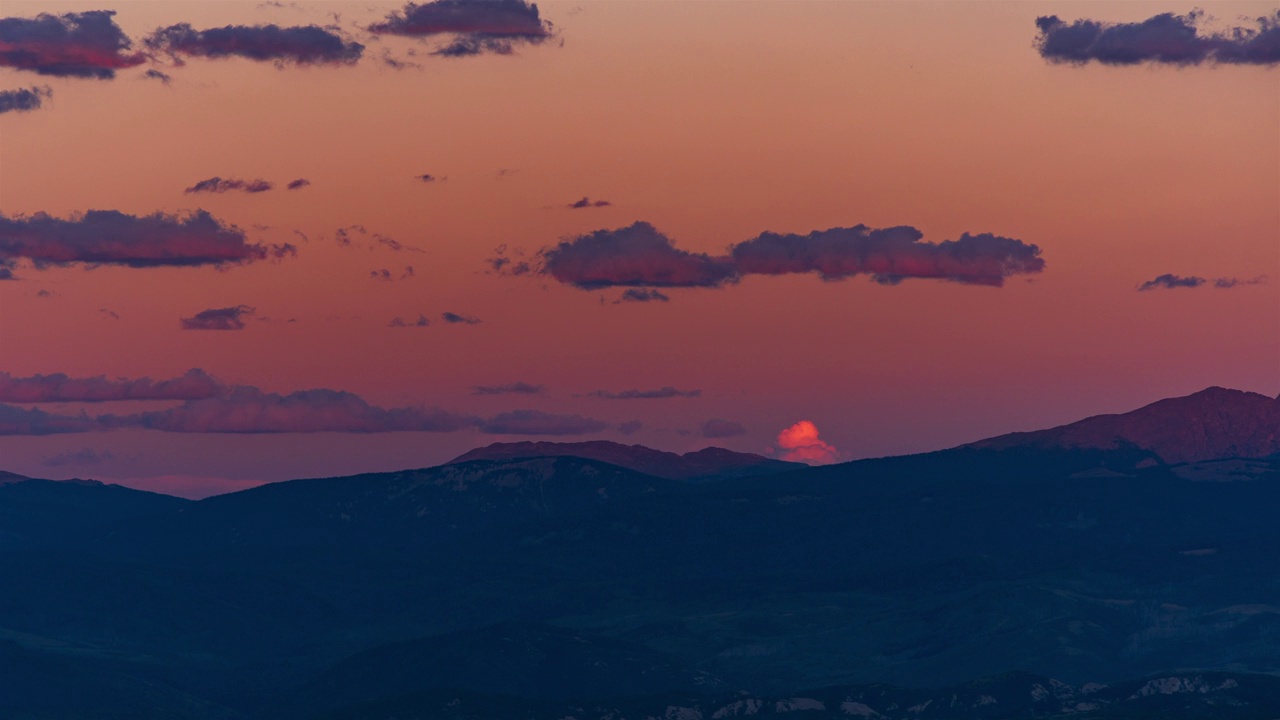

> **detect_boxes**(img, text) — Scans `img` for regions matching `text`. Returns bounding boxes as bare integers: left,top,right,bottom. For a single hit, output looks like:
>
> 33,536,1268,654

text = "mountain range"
1,386,1278,719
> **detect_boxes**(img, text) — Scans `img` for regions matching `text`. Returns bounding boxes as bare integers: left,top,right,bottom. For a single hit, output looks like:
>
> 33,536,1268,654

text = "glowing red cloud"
776,420,841,464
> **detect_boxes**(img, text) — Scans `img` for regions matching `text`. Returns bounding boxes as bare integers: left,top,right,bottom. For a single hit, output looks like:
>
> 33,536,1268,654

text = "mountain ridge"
968,386,1280,464
448,440,803,480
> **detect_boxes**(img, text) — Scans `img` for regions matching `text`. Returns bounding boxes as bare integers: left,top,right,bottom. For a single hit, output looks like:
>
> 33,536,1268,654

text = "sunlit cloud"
776,420,840,464
0,10,146,79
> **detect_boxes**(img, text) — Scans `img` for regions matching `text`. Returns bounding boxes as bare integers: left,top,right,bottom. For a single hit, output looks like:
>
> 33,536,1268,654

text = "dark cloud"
615,288,669,303
617,420,643,435
0,209,294,278
472,381,542,395
371,268,392,281
1138,273,1268,291
416,173,439,182
369,0,554,56
0,10,147,79
1035,10,1280,66
541,222,738,289
336,225,420,253
589,387,701,400
1214,275,1267,289
568,196,611,209
180,305,255,330
185,177,274,194
0,403,95,435
0,85,50,114
487,244,533,276
1137,273,1204,291
142,68,171,84
729,226,1044,287
118,386,473,433
532,221,1045,291
442,311,481,324
145,23,364,66
0,368,222,403
389,314,430,327
478,409,607,436
701,418,746,438
99,308,121,320
42,448,115,467
286,178,311,190
379,49,421,70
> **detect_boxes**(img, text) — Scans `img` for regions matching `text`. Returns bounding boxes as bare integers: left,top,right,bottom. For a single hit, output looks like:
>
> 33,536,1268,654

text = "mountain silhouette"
449,440,803,479
970,386,1280,464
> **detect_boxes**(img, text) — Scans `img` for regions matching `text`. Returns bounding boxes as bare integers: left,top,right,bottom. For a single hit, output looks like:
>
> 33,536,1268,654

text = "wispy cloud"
0,403,95,435
389,314,430,327
589,386,700,400
568,196,611,209
1138,273,1268,291
335,225,420,253
42,448,115,467
617,420,643,435
116,386,474,433
1035,10,1280,66
0,368,614,439
0,10,146,79
0,368,222,403
180,305,255,330
472,381,542,395
477,409,607,436
701,418,746,438
286,178,311,190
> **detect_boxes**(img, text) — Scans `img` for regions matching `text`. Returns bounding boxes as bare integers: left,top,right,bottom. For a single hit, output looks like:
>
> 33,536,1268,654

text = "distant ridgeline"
1,386,1278,719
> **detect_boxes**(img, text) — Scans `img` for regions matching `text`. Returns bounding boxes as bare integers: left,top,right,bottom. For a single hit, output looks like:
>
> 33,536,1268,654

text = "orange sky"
1,1,1276,496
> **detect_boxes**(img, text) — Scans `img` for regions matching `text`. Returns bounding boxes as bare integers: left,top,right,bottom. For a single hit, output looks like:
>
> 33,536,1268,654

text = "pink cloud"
776,420,841,464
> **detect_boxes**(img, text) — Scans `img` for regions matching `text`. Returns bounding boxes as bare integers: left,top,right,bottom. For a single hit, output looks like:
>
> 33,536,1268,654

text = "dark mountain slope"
270,622,726,719
0,476,188,548
309,670,1280,720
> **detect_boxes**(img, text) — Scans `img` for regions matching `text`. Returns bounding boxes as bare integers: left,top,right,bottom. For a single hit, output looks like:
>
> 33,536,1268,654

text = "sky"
1,0,1277,498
